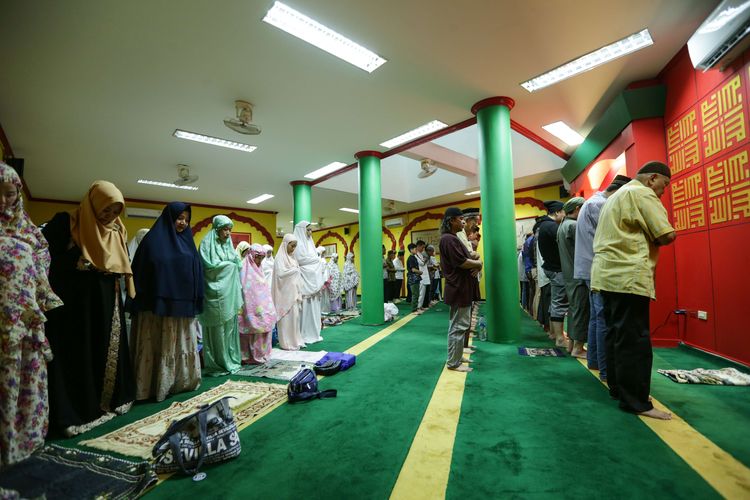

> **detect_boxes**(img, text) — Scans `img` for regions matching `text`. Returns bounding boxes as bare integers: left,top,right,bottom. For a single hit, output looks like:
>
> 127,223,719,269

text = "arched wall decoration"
398,212,444,248
191,211,275,246
349,226,397,255
315,231,349,255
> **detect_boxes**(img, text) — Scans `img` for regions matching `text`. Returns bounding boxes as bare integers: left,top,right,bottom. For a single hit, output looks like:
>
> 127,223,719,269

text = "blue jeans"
586,280,607,380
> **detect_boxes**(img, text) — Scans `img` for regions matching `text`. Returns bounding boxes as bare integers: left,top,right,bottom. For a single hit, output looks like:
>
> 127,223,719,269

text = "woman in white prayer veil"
261,244,274,283
272,234,304,350
292,221,325,344
127,228,149,263
317,246,332,313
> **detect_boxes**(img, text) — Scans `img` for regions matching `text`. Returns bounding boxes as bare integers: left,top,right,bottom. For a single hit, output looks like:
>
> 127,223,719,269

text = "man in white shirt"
393,249,405,302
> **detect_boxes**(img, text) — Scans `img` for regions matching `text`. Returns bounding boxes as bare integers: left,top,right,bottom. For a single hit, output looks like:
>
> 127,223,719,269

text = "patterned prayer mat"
517,347,567,357
0,444,156,500
80,380,286,459
657,367,750,385
236,359,305,381
270,348,327,363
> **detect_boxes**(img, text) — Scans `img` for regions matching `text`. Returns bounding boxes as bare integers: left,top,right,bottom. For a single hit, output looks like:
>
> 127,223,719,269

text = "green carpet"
146,303,448,499
446,308,720,499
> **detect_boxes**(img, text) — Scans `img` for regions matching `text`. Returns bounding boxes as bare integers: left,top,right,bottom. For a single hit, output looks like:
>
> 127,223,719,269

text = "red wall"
660,46,750,365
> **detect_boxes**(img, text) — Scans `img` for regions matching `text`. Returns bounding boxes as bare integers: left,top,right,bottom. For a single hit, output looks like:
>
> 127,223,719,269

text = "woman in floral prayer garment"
197,215,243,375
129,202,203,401
42,180,136,436
238,243,278,364
327,253,343,312
343,252,359,310
272,233,305,350
0,163,63,466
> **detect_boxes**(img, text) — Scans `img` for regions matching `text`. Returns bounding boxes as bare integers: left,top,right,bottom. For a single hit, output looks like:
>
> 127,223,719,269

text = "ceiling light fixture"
289,221,318,225
339,207,359,214
380,120,448,149
521,29,654,92
173,129,257,152
304,161,348,180
465,190,481,196
542,121,585,146
262,1,387,73
138,179,199,191
247,193,275,204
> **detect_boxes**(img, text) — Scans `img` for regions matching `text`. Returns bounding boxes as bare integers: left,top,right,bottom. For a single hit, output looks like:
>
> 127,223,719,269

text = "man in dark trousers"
592,161,676,420
536,200,567,348
439,207,483,373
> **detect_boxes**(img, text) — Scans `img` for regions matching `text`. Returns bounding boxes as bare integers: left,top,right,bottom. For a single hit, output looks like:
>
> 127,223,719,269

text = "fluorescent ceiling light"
521,29,653,92
263,1,386,73
288,221,318,225
339,207,359,214
247,193,275,204
304,161,348,180
465,190,481,196
542,121,584,146
137,179,199,191
379,120,448,149
173,129,257,152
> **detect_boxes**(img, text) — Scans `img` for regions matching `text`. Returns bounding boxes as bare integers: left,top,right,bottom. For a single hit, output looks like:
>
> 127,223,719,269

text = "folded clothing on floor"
657,367,750,385
0,444,156,500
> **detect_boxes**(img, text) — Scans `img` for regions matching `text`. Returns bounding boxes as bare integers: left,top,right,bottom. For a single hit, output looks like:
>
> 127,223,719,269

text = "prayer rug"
517,347,567,357
657,367,750,386
270,348,327,363
0,444,156,500
236,359,305,381
80,380,286,459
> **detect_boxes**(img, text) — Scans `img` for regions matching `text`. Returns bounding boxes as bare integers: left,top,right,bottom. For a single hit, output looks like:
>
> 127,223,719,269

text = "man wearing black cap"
439,207,483,372
537,200,568,347
574,174,631,381
591,161,676,420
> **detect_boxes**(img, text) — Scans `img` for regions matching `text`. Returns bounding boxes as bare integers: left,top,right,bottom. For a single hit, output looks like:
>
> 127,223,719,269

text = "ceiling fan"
418,159,438,179
173,164,199,186
224,100,262,135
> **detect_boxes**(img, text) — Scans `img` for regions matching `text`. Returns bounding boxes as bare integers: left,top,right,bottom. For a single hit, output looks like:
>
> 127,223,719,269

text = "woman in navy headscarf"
129,202,203,401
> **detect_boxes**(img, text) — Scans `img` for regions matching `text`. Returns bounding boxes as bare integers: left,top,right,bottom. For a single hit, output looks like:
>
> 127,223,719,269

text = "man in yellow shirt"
591,161,676,420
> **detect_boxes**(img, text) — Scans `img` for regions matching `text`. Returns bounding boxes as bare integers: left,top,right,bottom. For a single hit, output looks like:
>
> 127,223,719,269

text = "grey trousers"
447,304,472,368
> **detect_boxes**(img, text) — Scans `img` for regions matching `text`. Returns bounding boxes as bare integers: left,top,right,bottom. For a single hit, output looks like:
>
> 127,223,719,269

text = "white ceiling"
0,0,718,233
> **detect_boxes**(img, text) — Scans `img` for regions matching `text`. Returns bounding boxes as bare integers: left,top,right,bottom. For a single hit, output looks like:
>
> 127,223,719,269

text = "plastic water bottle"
478,317,487,341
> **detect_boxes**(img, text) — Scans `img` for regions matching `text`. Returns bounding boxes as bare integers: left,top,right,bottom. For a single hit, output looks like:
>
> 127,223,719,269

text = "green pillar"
355,150,384,325
290,181,312,225
472,97,519,343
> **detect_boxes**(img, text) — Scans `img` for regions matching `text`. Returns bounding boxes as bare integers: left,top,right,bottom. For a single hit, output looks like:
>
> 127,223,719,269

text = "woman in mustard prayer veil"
42,180,136,436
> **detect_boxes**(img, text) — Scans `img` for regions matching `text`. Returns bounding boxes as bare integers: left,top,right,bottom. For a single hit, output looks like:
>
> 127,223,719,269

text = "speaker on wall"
559,185,569,198
344,227,350,235
5,157,24,178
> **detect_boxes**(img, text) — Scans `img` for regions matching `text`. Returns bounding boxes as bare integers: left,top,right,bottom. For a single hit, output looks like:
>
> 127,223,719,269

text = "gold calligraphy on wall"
700,74,747,159
706,149,750,225
667,110,700,176
671,171,705,231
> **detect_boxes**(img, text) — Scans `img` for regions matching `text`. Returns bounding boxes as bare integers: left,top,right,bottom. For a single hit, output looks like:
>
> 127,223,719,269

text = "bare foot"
460,357,474,363
639,408,672,420
555,337,567,348
463,348,476,354
448,365,473,372
571,348,587,359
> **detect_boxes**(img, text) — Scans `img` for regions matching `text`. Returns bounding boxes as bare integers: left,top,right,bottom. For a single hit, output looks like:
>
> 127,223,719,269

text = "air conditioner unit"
126,207,161,219
384,217,404,228
688,0,750,71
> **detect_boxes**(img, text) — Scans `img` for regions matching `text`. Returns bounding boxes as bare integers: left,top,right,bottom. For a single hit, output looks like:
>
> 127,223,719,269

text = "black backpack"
287,368,337,403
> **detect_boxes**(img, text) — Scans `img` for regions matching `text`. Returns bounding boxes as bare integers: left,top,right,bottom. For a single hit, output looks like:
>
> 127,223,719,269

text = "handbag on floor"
316,352,356,371
288,368,337,403
152,396,241,476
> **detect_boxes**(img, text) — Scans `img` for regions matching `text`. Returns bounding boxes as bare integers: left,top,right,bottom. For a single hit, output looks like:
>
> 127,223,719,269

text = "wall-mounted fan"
173,164,199,186
383,199,397,214
418,159,438,178
224,100,262,135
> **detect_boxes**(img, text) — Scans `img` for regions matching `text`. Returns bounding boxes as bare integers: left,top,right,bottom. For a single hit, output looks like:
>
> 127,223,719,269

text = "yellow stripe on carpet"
390,356,470,499
576,358,750,498
346,312,418,356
